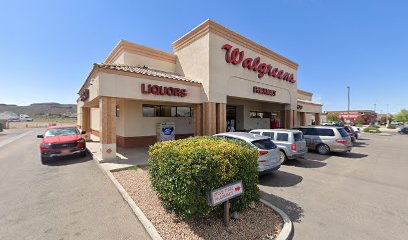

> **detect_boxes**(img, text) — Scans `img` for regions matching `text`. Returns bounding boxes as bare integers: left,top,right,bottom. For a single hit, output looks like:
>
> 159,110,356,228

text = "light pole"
347,86,350,123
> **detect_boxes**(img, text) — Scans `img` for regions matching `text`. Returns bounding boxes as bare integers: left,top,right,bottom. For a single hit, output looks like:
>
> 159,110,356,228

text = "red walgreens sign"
208,180,244,206
222,44,295,83
141,84,187,97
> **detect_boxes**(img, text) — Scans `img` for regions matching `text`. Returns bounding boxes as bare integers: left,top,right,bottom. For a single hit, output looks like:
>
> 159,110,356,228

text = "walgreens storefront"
77,19,322,160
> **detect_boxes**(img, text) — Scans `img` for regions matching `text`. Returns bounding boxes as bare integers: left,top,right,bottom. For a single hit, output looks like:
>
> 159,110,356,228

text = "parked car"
343,126,356,142
249,129,307,164
213,132,280,174
37,126,87,164
398,127,408,134
351,126,362,139
295,126,352,155
19,114,33,122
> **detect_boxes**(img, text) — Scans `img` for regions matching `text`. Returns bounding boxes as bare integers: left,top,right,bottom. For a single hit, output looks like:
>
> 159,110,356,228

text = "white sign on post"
208,180,244,206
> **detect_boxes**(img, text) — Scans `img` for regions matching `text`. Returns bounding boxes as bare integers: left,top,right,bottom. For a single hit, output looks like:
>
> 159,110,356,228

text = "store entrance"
226,105,236,132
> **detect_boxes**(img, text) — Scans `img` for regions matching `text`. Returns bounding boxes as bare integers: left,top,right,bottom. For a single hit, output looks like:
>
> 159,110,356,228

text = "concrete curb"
91,154,162,240
92,152,291,240
260,199,293,240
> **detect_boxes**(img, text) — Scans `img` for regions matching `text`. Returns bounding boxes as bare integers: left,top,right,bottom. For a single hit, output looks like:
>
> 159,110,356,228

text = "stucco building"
77,19,322,159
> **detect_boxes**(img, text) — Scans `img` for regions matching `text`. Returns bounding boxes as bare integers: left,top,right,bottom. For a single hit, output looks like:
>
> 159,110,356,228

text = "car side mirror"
37,135,44,138
81,131,86,134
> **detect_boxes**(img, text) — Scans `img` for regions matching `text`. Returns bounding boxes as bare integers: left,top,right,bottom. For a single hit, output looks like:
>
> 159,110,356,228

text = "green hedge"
363,126,381,133
387,125,396,129
149,136,259,219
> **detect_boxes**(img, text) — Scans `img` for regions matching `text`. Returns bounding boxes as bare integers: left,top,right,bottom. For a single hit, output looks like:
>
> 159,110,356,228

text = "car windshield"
338,128,350,138
251,139,277,150
45,128,79,137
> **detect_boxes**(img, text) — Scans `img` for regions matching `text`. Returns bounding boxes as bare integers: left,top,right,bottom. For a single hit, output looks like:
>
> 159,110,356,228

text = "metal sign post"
224,200,230,226
207,180,244,227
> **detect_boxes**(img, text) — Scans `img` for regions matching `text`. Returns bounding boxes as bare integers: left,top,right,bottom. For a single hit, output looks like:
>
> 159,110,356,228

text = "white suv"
213,132,281,174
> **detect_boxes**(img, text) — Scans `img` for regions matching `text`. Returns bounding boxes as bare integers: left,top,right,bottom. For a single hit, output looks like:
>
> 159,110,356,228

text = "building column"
315,113,321,125
202,102,216,136
194,104,202,136
284,110,294,129
216,103,226,133
81,107,91,141
292,110,297,128
300,112,306,126
99,97,117,160
280,110,285,129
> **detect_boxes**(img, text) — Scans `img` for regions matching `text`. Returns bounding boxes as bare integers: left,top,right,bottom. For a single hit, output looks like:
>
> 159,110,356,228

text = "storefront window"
160,106,173,117
143,105,160,117
250,111,271,118
142,104,192,117
176,107,191,117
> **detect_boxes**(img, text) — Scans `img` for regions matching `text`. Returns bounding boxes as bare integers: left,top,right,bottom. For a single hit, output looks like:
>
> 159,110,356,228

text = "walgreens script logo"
222,44,295,83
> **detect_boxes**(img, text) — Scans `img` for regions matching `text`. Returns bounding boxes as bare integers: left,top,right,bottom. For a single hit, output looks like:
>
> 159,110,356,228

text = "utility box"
157,122,175,142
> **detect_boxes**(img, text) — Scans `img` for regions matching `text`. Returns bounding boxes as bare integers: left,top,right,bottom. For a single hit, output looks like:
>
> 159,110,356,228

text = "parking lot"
259,133,408,240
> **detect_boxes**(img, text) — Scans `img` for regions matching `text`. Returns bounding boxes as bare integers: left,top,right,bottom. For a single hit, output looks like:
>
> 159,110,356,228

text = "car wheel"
79,151,87,157
279,150,288,164
41,156,49,164
317,144,330,155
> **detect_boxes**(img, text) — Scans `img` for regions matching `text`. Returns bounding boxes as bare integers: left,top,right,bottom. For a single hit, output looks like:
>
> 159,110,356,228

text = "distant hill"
0,103,77,117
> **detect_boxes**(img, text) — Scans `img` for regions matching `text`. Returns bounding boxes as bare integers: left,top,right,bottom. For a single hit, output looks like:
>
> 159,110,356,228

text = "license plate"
61,149,71,154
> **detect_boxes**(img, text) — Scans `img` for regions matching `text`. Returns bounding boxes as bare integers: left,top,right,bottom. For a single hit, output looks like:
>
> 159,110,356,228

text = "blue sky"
0,0,407,113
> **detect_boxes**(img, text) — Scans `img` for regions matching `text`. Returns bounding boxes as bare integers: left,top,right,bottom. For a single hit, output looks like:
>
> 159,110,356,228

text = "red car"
37,126,87,164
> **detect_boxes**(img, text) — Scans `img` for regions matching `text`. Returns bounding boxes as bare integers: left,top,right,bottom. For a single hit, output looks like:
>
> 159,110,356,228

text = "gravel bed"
113,167,283,240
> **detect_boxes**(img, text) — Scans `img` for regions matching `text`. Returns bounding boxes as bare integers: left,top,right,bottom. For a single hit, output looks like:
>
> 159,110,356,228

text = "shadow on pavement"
305,152,331,161
260,191,304,223
259,170,303,187
352,141,367,148
285,158,327,168
334,152,368,159
44,153,93,166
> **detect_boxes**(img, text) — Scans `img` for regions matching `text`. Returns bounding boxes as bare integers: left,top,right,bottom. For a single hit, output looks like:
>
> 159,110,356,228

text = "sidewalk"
87,135,149,171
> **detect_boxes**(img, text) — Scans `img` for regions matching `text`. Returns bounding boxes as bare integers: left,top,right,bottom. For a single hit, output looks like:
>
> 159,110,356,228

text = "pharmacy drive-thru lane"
0,128,150,240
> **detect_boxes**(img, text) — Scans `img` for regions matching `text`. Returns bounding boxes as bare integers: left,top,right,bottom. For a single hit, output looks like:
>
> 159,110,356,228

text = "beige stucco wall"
90,108,100,131
119,99,194,137
123,52,176,72
207,33,298,109
112,52,125,64
98,72,202,104
77,100,83,126
80,74,100,105
297,92,313,101
175,33,210,102
297,101,322,113
115,98,125,136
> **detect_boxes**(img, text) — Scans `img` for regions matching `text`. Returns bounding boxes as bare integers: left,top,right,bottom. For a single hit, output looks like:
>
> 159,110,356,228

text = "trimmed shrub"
363,126,381,133
387,125,396,129
149,136,259,219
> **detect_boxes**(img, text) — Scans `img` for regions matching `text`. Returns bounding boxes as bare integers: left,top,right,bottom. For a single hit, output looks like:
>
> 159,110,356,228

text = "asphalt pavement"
0,128,150,240
259,133,408,240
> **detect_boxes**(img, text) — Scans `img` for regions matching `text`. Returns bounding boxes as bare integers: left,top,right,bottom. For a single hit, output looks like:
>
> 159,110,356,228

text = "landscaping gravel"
113,167,283,240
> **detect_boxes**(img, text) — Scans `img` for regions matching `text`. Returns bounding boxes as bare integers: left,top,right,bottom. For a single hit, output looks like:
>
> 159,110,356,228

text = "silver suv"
249,129,307,163
296,126,352,155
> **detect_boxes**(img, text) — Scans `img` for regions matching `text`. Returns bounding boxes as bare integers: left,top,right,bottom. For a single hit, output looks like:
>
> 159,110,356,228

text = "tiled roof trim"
94,63,199,83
